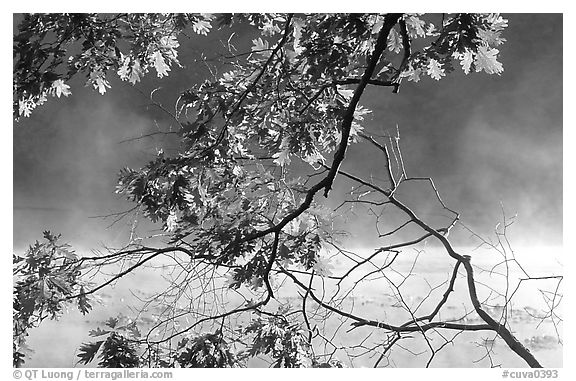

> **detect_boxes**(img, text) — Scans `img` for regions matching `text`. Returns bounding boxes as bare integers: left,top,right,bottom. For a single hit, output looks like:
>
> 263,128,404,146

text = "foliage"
108,13,507,294
14,13,561,369
171,331,239,368
13,231,91,367
75,311,345,368
77,316,141,367
13,13,507,119
243,313,314,368
13,13,217,119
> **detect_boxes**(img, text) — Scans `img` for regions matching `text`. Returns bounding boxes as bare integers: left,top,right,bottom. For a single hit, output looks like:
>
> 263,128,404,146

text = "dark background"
13,14,563,253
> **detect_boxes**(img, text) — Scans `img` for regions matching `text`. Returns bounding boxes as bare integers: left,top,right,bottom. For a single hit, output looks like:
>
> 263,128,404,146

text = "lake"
22,245,563,368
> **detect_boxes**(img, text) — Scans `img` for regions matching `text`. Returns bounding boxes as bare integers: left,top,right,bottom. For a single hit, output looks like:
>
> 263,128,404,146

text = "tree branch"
331,159,543,367
322,14,403,197
282,265,493,333
462,256,542,368
219,14,404,260
263,231,280,299
335,78,398,89
391,18,411,94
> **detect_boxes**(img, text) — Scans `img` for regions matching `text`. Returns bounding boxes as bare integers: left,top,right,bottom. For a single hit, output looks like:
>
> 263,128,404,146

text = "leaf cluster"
13,232,90,366
172,331,239,368
243,314,315,367
77,316,141,367
13,13,216,119
77,312,340,368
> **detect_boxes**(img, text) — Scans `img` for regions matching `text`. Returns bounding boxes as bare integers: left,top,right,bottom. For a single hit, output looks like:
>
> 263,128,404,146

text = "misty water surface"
23,246,562,368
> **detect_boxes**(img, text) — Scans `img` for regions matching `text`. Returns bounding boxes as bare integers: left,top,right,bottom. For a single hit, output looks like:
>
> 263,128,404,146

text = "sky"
12,14,563,253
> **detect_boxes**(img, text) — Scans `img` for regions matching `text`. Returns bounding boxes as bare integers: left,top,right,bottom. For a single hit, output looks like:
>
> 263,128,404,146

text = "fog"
14,14,562,256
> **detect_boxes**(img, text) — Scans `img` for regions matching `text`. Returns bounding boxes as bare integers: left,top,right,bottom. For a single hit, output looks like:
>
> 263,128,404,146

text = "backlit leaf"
427,59,445,80
192,19,212,35
405,15,426,38
89,73,111,95
50,80,71,98
460,50,474,74
152,51,171,78
387,28,403,53
252,37,270,52
474,46,503,75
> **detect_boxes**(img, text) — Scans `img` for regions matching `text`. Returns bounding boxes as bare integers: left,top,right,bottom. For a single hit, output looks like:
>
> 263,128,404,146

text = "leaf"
249,276,264,290
166,210,178,232
56,243,77,261
405,15,426,38
303,150,325,166
225,271,242,289
118,56,144,85
251,37,270,52
285,219,301,235
401,66,423,82
159,35,180,51
488,13,509,31
88,327,110,337
13,253,24,265
460,50,474,74
336,86,354,100
273,137,292,166
292,17,305,53
349,122,364,142
192,19,212,36
272,148,291,167
128,59,144,84
387,28,403,54
18,98,34,118
105,317,119,329
18,295,36,317
371,15,384,34
77,341,104,365
38,278,50,299
232,166,243,177
478,28,506,46
474,46,503,75
478,14,508,46
78,286,92,315
262,19,282,36
125,322,141,339
426,23,438,36
50,80,71,98
353,105,371,121
89,73,111,95
152,51,171,78
47,276,71,294
376,62,394,78
427,59,445,80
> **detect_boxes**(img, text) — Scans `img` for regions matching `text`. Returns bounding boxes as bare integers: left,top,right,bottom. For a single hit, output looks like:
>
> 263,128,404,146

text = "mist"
13,14,562,254
11,14,564,369
13,92,159,251
340,14,562,248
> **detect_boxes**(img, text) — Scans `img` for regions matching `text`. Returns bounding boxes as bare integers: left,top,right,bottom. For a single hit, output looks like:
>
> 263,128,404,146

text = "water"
22,246,562,368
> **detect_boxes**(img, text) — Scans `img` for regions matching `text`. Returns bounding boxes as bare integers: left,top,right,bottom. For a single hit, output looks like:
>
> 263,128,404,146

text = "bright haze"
13,14,562,254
